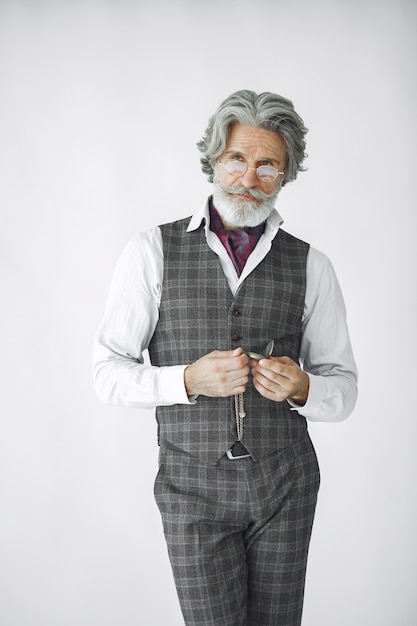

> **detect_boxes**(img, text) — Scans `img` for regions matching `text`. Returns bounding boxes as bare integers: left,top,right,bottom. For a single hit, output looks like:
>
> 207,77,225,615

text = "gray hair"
197,90,308,186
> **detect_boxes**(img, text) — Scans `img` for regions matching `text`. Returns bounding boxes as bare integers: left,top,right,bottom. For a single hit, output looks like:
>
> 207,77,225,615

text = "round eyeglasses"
218,159,285,182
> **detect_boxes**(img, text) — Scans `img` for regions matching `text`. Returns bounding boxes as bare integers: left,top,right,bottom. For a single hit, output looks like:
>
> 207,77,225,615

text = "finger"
252,374,287,402
210,348,238,359
231,375,250,393
273,356,294,365
257,358,294,382
228,346,244,358
215,347,249,367
228,351,249,370
209,349,247,368
253,360,307,403
253,367,283,392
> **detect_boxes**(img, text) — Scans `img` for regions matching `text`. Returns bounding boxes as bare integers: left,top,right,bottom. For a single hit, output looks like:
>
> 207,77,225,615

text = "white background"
1,1,416,624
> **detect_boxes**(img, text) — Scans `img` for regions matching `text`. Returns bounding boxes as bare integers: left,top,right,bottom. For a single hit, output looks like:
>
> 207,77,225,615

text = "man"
93,90,357,626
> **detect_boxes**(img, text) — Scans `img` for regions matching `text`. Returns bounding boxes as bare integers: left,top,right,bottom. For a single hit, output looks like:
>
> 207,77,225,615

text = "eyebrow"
223,150,282,166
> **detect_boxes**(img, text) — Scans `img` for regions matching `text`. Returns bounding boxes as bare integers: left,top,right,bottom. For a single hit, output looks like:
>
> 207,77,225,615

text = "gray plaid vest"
148,216,310,463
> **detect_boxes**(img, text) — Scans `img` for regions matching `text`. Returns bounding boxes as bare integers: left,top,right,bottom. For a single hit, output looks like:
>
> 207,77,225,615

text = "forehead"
225,123,287,161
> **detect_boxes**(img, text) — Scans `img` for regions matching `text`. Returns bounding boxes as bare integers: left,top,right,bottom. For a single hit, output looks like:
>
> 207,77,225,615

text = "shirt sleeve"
93,228,194,408
289,247,358,422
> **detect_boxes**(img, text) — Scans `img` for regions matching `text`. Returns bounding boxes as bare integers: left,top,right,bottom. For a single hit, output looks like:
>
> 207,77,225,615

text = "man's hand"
250,356,310,405
184,347,250,398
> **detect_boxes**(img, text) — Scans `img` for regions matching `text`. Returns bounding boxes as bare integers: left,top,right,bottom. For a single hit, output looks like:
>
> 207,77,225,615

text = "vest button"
233,309,241,317
231,332,242,341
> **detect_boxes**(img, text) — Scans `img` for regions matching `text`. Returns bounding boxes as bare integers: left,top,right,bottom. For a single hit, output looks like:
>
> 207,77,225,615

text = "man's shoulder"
275,228,310,253
276,231,333,275
158,215,193,232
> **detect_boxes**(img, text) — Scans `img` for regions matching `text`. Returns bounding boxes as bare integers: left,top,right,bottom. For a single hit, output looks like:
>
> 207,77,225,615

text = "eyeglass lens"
224,160,278,182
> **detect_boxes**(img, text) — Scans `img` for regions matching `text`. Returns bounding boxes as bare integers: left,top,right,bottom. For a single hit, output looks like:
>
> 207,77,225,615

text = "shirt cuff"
288,373,324,416
159,365,198,405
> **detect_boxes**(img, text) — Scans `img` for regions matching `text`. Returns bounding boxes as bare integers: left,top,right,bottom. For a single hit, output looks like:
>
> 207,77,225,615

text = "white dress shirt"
93,198,358,422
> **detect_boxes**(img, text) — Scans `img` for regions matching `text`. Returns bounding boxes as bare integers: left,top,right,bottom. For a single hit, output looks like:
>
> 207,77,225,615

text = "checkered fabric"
154,434,320,625
148,216,310,463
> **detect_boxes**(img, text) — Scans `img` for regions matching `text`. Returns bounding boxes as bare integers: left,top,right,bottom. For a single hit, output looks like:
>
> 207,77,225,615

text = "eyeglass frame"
218,158,285,182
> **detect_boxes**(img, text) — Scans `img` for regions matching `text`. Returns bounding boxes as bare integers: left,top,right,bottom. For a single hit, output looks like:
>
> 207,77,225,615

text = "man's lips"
231,192,259,202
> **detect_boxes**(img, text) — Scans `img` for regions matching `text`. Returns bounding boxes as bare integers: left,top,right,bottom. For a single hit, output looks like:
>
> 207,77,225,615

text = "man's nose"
239,167,260,188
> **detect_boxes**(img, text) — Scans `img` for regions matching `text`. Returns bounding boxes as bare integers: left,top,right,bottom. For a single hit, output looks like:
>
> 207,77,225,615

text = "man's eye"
231,155,244,161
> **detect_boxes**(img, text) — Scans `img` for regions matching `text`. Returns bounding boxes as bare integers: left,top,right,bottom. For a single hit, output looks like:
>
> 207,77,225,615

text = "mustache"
219,182,278,201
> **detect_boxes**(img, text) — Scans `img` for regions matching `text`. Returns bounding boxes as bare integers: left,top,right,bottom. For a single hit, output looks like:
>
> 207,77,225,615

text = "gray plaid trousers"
154,434,320,626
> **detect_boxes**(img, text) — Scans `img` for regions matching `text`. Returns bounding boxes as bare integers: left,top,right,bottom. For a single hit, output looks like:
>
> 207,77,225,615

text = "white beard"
212,174,281,229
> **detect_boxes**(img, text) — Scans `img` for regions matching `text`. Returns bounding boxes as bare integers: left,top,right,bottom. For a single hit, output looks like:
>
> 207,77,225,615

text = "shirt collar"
186,196,284,237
